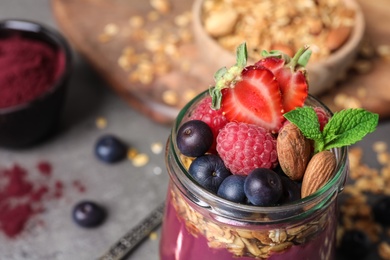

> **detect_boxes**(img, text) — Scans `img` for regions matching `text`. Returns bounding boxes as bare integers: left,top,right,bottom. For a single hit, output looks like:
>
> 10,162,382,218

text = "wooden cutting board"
51,0,390,124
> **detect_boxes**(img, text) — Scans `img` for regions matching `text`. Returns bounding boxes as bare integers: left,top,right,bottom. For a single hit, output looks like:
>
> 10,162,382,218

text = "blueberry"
338,229,371,259
217,175,247,203
372,196,390,225
278,176,301,204
176,120,213,157
244,168,283,206
188,154,231,193
95,134,127,163
72,201,107,228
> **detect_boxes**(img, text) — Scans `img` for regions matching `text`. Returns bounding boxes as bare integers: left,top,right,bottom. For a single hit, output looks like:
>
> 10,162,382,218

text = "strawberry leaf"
209,87,222,109
297,48,312,67
322,108,379,151
288,45,310,71
236,42,247,68
214,67,228,82
211,43,248,109
261,50,291,63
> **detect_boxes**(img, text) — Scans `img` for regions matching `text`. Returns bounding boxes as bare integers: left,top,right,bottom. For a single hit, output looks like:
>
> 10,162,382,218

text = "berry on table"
216,121,278,175
72,201,107,228
244,168,283,206
188,154,231,193
217,175,247,203
177,120,214,157
95,134,128,163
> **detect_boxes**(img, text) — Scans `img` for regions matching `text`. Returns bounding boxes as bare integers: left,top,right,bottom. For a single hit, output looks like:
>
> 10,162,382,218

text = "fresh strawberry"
256,46,311,113
220,66,284,131
210,43,284,132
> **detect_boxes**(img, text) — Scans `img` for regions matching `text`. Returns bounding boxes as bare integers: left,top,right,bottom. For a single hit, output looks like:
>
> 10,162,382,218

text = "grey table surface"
0,1,171,259
1,1,389,260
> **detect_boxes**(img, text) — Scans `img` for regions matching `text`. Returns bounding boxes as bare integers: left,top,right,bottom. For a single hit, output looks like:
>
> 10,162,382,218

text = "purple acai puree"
160,190,337,260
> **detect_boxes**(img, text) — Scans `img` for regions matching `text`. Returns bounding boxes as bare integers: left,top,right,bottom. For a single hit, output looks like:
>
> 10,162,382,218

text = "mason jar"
159,90,349,260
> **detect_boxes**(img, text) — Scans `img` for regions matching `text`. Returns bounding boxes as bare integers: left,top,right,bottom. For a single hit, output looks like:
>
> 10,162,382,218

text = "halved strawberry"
210,43,284,132
255,47,311,113
220,66,284,132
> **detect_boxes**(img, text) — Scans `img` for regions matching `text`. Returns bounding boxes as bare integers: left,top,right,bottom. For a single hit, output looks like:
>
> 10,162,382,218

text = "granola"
201,0,356,61
170,184,334,259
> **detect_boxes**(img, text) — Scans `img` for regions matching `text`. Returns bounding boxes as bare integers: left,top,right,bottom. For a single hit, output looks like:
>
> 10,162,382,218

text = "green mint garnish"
284,107,379,153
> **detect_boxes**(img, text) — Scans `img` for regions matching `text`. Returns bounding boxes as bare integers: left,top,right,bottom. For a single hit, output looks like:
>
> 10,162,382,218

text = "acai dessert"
160,43,378,260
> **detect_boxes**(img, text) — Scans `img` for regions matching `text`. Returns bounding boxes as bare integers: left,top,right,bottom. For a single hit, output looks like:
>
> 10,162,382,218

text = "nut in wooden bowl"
192,0,365,95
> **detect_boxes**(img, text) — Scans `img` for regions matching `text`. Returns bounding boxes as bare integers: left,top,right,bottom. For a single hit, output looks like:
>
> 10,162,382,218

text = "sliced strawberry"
220,66,284,132
256,47,310,113
210,43,287,132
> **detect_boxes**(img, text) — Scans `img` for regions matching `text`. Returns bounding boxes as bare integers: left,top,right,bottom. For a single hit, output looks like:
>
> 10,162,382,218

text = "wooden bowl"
192,0,365,95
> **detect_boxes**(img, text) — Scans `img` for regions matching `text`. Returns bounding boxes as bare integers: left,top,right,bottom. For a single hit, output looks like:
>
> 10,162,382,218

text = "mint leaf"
284,107,324,151
285,106,378,153
322,108,379,151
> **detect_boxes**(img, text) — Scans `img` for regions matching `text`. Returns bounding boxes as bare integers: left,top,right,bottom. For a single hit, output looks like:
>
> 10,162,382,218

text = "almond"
277,123,311,181
204,7,238,37
326,25,352,52
301,151,337,198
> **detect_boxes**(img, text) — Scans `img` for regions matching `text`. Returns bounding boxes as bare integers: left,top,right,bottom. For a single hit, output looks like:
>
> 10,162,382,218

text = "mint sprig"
284,107,379,153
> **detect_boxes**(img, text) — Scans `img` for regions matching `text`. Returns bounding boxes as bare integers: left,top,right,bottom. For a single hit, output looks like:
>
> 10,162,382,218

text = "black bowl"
0,19,72,148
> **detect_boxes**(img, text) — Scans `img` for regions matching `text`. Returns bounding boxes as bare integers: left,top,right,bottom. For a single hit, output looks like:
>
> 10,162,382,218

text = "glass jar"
159,90,349,260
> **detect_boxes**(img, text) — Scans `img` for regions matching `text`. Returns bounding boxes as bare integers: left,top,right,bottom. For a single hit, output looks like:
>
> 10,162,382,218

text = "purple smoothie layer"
159,190,336,260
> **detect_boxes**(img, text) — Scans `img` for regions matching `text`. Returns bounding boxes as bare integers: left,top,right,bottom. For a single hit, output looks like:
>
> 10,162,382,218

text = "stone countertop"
0,1,170,259
1,1,390,260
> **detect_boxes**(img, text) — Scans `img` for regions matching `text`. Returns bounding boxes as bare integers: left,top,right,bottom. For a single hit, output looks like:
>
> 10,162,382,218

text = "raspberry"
190,96,228,153
216,122,278,175
314,107,329,131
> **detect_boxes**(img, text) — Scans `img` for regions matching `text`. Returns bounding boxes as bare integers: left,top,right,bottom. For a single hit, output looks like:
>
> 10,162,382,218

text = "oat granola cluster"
170,185,334,259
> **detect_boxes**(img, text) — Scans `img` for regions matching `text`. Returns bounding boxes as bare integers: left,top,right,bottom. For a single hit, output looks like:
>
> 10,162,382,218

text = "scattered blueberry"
95,134,127,163
244,168,283,206
338,229,371,259
188,154,231,193
372,196,390,225
278,176,301,204
72,201,107,228
176,120,213,157
217,175,247,203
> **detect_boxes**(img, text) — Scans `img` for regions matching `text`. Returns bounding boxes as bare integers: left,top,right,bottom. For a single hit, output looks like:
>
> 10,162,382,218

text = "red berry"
216,122,278,175
256,47,311,113
314,107,329,131
220,66,284,132
190,96,228,153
